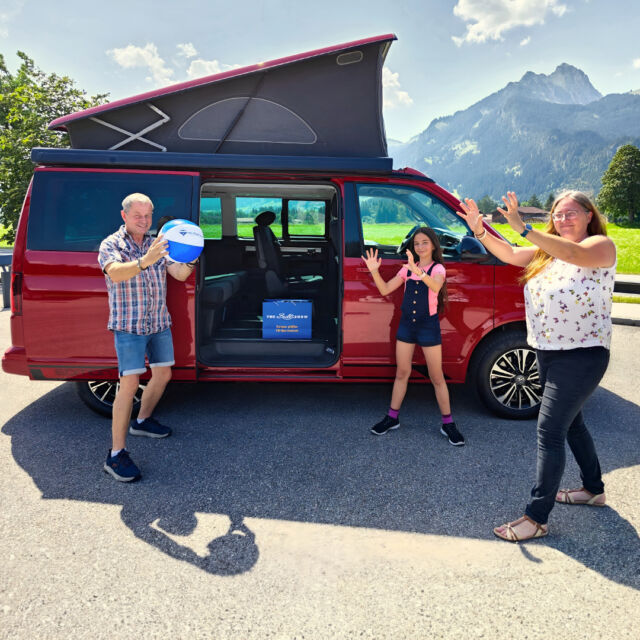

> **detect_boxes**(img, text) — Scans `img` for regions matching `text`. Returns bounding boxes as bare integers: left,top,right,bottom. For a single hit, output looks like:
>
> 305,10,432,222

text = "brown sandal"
556,488,605,507
493,515,548,543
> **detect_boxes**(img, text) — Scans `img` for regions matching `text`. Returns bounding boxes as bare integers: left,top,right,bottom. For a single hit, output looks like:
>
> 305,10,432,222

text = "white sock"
111,448,123,458
136,417,146,424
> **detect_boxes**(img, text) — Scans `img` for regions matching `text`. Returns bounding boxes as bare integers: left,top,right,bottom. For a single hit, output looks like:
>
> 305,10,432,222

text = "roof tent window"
336,51,363,65
178,98,317,144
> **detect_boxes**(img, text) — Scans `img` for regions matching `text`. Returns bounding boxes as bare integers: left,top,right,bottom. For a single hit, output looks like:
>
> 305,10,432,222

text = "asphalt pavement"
0,310,639,639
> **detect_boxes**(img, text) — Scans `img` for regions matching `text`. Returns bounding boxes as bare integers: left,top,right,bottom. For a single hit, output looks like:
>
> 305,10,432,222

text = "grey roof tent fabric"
49,34,396,158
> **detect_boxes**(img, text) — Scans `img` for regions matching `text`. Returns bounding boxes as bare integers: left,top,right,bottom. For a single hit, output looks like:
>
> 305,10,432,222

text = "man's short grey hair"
122,193,154,213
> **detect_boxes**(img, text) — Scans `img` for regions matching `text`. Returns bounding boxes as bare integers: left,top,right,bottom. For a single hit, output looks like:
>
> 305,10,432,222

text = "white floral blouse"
524,256,616,350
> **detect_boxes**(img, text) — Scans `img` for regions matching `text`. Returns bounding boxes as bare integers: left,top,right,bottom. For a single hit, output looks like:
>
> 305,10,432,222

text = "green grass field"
492,222,640,275
200,223,325,238
613,294,640,304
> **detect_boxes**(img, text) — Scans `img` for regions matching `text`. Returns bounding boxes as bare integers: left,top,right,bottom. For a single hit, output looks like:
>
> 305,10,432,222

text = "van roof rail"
30,147,393,174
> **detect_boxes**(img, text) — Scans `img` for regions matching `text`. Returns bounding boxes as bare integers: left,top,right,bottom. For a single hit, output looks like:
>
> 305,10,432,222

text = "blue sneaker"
103,449,141,482
129,417,172,438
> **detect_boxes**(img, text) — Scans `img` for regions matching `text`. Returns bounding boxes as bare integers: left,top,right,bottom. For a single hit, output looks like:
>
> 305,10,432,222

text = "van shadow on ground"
3,380,639,584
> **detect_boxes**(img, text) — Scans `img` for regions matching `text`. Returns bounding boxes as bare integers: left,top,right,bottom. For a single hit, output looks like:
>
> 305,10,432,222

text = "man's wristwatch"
137,258,147,271
520,223,533,238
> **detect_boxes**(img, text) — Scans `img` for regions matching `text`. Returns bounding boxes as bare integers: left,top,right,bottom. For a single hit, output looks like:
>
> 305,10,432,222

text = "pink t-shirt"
396,261,446,316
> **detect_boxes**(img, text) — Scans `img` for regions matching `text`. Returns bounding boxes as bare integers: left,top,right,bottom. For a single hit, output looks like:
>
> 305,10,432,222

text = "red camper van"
2,35,540,419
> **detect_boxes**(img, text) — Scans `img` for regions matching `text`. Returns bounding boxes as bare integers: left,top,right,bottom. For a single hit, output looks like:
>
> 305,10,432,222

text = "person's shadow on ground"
121,505,258,575
3,379,639,586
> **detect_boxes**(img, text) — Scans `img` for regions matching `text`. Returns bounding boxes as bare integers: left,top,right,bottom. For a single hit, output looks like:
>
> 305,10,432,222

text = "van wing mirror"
457,235,489,261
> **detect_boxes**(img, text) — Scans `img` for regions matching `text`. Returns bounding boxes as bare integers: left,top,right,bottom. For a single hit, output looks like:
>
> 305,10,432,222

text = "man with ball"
98,193,200,482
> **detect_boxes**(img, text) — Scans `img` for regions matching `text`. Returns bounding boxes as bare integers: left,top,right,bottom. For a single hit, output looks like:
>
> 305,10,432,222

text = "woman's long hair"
521,191,608,284
409,227,448,313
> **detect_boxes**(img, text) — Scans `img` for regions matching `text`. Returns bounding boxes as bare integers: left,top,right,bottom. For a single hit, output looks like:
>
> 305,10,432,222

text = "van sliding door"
21,168,199,381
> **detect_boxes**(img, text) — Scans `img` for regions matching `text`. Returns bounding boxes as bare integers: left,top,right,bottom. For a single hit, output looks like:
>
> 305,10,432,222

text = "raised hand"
458,198,484,236
405,249,421,276
361,248,381,273
497,191,525,233
143,234,169,267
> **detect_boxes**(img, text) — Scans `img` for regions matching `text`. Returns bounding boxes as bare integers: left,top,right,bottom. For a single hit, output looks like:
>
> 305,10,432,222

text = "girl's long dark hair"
409,227,448,313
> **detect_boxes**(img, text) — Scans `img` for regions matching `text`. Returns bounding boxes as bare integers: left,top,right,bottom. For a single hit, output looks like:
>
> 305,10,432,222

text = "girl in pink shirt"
362,227,465,445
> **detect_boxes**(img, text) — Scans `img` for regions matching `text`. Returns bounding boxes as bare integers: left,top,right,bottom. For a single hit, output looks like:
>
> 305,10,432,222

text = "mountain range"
391,64,640,201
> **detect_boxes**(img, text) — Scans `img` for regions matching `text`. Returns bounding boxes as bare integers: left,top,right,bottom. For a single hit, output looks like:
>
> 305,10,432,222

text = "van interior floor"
198,313,338,367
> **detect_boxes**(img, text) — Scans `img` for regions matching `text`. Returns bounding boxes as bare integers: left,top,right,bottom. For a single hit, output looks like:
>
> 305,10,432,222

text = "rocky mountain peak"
515,63,602,105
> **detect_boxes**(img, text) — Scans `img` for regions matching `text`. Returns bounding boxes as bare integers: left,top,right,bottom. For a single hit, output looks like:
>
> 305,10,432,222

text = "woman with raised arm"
459,191,616,542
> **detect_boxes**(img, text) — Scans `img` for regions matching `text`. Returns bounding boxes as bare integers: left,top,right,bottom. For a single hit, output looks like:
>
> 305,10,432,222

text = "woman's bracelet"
474,229,487,240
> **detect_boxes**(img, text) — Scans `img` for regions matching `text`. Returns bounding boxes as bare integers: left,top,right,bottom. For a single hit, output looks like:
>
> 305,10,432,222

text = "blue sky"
2,0,639,142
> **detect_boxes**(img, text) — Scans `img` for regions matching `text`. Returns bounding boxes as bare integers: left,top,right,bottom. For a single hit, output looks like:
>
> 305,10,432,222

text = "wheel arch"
466,321,528,381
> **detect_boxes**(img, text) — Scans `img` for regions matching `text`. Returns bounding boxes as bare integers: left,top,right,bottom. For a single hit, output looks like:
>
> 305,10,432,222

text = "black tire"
75,380,146,418
472,330,541,419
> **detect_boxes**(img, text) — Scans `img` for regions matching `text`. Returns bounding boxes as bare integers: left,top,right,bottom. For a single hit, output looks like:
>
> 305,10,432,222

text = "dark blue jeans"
525,346,610,525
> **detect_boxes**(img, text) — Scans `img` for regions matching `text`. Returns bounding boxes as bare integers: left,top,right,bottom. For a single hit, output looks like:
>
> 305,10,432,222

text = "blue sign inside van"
262,300,312,339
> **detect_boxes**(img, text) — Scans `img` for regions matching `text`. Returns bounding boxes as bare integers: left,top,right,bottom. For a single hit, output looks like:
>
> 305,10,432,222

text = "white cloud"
186,58,224,78
108,41,240,85
177,43,197,58
452,0,567,46
382,67,413,109
520,36,531,46
633,58,640,69
107,43,174,86
0,0,25,38
186,58,241,79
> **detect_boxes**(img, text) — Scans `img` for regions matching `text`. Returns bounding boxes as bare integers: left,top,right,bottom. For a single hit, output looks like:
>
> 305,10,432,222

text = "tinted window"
200,197,222,239
27,171,195,251
237,197,283,238
288,200,326,236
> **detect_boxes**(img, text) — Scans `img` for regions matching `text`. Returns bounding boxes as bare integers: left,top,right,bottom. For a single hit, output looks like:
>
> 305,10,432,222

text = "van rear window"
27,171,194,251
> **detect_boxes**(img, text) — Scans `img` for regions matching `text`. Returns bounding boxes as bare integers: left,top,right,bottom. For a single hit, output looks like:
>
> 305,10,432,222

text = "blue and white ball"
161,219,204,263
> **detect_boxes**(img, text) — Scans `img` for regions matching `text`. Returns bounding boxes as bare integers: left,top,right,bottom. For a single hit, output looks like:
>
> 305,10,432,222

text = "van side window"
354,184,469,259
200,197,222,239
237,197,283,238
287,200,326,236
27,171,195,251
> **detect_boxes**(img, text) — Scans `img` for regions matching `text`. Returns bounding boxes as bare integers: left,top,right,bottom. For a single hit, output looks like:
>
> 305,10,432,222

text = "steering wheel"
396,225,420,255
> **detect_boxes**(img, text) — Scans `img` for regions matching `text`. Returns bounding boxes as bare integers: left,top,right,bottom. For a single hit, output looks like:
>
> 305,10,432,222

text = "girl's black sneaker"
440,422,465,446
371,415,400,435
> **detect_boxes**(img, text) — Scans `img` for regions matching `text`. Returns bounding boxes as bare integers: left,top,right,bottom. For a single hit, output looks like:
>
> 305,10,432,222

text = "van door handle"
356,268,371,273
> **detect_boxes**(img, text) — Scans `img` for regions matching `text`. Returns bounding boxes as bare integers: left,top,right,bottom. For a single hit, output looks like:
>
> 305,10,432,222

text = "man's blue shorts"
113,328,175,377
396,314,441,347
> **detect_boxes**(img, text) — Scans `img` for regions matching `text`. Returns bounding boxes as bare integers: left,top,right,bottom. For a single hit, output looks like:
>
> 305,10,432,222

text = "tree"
0,52,108,242
544,192,555,211
598,144,640,224
476,195,497,213
528,193,542,209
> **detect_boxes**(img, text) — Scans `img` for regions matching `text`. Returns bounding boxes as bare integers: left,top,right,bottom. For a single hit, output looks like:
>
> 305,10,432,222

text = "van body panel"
19,250,197,378
11,167,200,379
339,176,498,383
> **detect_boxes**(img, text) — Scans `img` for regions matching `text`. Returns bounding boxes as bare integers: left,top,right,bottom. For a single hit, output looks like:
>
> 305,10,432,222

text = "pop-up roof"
49,34,396,158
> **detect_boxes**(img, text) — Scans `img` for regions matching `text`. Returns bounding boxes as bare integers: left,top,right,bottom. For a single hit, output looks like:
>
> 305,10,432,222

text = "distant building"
491,206,548,224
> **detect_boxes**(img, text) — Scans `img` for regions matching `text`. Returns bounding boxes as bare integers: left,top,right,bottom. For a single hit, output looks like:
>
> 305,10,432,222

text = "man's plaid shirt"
98,225,172,335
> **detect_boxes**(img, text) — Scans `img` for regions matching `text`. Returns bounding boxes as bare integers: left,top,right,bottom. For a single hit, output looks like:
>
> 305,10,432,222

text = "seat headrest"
255,210,276,227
